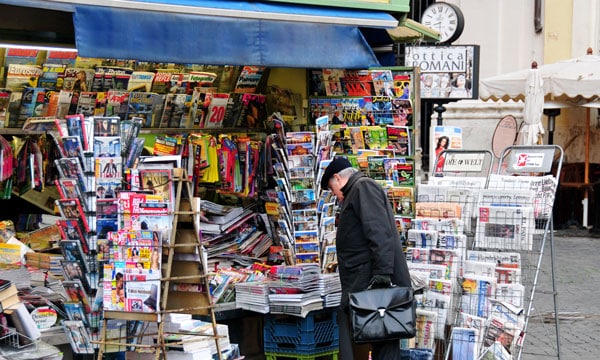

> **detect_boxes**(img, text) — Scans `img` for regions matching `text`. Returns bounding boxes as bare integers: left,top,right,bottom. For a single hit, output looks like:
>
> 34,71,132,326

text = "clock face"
421,2,465,43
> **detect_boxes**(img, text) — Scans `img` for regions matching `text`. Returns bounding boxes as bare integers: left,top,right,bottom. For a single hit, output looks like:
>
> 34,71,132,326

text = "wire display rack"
405,146,562,360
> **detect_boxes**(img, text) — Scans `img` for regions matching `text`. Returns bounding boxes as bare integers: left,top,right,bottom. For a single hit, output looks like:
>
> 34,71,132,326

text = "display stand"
494,145,563,360
422,146,563,360
96,168,222,359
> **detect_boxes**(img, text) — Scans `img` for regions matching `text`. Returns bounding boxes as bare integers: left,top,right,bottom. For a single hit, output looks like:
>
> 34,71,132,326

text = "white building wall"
427,0,600,167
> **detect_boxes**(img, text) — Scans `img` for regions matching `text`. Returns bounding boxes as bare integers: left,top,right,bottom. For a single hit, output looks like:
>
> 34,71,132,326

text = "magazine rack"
96,169,222,360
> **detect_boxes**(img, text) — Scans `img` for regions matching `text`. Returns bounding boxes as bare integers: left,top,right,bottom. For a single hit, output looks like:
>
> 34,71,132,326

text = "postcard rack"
409,146,562,360
95,169,222,360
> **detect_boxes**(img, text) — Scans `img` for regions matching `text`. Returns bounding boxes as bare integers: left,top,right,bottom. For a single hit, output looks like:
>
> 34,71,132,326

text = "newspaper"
475,205,535,251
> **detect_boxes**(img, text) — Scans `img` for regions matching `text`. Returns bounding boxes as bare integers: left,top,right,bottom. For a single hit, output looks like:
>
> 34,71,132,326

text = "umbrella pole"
583,108,590,228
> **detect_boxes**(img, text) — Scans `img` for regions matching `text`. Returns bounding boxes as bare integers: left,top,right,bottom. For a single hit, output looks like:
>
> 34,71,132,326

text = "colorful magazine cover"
93,136,121,158
61,260,92,292
57,219,89,253
63,302,89,327
60,240,89,273
94,116,121,137
63,279,92,313
139,169,174,205
56,198,89,232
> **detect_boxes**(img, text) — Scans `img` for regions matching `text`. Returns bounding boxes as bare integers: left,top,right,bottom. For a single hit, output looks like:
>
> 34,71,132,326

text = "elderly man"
320,157,412,360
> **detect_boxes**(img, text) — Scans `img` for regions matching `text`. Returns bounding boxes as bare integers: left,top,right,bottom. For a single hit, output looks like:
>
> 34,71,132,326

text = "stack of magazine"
266,264,323,317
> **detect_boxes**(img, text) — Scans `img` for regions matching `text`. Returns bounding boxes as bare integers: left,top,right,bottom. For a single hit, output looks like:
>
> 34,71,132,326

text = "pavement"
520,227,600,360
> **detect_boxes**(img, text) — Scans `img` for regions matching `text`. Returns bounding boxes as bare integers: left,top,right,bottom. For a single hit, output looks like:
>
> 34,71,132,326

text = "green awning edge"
386,17,440,43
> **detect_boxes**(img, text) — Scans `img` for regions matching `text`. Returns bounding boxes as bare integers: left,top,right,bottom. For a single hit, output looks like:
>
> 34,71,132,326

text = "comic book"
370,69,394,96
387,186,414,217
386,125,411,155
371,96,393,125
342,69,372,96
322,69,344,96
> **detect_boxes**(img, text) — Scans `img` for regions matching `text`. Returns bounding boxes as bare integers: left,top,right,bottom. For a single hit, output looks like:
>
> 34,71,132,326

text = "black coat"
336,172,412,309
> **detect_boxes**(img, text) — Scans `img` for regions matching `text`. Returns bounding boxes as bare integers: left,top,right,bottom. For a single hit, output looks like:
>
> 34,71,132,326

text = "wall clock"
421,2,465,44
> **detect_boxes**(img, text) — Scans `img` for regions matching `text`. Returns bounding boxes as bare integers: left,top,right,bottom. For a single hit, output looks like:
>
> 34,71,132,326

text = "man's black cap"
320,157,352,190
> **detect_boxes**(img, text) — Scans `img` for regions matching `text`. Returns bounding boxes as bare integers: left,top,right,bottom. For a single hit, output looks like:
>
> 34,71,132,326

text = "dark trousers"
338,308,401,360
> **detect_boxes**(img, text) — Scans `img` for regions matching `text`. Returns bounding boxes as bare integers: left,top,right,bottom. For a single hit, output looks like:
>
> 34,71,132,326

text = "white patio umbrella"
519,66,545,145
480,48,600,227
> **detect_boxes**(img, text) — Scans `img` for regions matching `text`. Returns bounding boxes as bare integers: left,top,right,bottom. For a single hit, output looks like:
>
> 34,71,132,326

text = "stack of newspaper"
234,281,270,314
319,273,342,308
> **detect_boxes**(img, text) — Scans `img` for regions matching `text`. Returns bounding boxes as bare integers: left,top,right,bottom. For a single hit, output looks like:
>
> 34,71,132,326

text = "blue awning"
74,5,394,68
5,0,397,68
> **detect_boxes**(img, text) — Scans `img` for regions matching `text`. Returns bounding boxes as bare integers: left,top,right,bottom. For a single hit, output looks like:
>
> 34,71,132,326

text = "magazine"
94,116,120,137
95,157,122,179
63,320,94,354
63,302,89,327
56,198,89,232
63,279,92,313
60,240,89,273
139,169,174,206
93,136,121,158
57,219,89,253
125,280,160,312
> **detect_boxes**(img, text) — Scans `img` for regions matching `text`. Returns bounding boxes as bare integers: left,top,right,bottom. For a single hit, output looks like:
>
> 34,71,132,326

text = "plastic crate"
265,350,339,360
264,310,339,354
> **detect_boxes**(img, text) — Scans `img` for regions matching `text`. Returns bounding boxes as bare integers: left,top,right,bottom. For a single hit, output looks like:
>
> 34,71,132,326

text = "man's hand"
369,274,392,289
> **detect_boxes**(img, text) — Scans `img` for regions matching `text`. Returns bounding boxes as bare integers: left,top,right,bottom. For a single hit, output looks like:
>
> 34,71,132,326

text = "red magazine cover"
57,219,89,253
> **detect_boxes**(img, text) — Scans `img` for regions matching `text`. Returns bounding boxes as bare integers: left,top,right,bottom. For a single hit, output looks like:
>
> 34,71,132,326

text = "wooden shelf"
12,185,60,214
